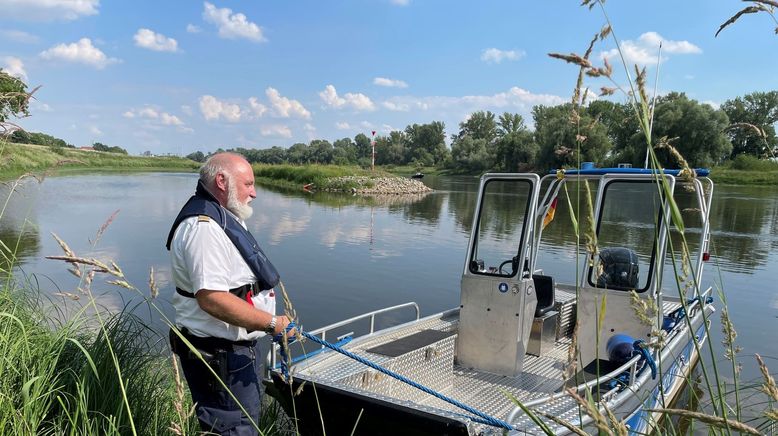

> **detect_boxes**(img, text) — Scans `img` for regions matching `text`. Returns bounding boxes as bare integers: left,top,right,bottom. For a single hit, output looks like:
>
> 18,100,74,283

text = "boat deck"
290,291,683,432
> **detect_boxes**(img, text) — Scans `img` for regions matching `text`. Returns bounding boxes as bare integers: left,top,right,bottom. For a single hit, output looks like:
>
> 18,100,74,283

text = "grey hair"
199,152,242,188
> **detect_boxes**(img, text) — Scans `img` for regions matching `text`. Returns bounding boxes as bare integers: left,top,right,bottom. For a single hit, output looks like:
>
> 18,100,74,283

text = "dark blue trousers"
171,331,263,435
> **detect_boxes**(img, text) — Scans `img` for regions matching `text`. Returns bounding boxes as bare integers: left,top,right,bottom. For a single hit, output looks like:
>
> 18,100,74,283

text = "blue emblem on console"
498,282,509,293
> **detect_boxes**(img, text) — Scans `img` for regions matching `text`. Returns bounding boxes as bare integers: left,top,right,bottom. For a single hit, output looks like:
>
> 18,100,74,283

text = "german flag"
542,197,558,229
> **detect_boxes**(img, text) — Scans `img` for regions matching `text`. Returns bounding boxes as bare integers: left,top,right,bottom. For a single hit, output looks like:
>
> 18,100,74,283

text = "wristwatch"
265,316,277,334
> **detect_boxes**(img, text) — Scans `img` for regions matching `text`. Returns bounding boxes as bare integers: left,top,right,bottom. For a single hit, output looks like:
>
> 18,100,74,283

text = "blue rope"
633,340,657,380
663,296,713,332
273,322,515,430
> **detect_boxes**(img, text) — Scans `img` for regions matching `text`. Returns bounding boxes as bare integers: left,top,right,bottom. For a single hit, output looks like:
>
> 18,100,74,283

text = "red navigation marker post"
371,130,376,171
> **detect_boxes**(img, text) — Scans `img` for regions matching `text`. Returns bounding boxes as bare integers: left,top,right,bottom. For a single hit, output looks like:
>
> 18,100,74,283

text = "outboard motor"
597,247,639,289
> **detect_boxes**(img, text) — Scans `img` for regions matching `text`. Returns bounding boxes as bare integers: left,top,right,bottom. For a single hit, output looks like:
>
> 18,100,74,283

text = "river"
1,172,775,383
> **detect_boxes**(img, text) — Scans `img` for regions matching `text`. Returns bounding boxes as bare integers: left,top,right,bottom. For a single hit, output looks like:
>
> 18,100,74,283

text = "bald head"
199,153,256,218
200,152,251,188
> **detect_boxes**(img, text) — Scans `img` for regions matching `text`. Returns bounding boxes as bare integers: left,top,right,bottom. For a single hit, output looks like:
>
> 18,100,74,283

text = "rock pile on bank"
324,176,432,194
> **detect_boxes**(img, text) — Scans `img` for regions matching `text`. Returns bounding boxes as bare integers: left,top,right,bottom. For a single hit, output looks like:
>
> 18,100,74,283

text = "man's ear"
215,172,228,191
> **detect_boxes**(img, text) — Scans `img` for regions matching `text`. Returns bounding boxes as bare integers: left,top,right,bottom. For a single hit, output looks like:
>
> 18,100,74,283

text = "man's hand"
274,315,297,337
196,289,291,336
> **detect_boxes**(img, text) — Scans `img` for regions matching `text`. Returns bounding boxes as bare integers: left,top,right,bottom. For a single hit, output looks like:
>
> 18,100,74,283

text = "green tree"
332,137,357,165
495,112,536,171
186,151,206,162
0,69,29,123
455,111,498,144
405,121,448,166
375,131,407,165
533,104,611,171
651,92,731,167
587,100,642,165
721,91,778,158
449,135,493,173
287,142,308,164
93,142,128,154
308,139,333,164
354,133,372,160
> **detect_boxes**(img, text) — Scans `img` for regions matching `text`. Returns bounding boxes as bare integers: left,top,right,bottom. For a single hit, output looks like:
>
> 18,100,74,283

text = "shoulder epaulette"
197,215,210,223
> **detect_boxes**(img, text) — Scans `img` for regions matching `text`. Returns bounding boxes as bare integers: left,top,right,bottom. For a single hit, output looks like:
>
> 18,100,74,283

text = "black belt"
170,327,257,353
176,282,259,300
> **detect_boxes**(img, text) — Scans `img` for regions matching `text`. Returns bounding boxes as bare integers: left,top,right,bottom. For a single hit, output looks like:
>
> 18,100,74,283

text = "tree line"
191,90,778,173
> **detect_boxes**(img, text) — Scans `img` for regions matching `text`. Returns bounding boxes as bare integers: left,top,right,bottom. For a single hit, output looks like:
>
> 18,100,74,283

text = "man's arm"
196,289,293,336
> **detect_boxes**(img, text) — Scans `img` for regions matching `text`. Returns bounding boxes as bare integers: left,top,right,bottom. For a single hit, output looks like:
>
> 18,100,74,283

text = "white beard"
226,179,253,220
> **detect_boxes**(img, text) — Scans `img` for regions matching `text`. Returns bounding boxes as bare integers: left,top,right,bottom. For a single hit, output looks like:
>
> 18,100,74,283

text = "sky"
1,0,777,156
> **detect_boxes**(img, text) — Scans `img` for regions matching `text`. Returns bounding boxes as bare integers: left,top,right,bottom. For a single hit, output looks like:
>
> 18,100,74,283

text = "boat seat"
532,274,556,317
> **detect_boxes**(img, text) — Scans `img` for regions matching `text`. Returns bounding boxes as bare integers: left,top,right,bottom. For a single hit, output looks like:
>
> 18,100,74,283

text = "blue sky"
1,0,776,155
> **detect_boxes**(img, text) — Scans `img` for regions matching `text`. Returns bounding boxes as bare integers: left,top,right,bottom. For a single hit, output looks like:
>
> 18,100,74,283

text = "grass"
252,163,391,191
711,155,778,185
0,141,199,181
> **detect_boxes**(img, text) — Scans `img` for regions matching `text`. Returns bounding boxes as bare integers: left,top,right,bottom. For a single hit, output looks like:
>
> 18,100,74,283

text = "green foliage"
0,142,199,180
252,163,384,187
0,69,29,123
721,91,778,158
404,121,448,166
186,150,206,162
729,154,778,171
496,113,536,171
92,142,128,155
651,92,732,167
533,103,611,170
448,136,493,173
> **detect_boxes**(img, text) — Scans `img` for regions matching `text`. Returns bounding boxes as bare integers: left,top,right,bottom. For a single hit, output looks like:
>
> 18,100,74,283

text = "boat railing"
505,286,713,426
265,302,420,377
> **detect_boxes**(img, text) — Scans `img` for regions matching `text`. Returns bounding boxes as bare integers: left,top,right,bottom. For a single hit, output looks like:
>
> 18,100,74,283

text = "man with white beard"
166,152,293,435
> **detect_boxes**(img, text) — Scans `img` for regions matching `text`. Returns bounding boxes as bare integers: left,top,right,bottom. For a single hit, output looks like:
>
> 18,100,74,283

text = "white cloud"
181,105,193,116
124,106,186,127
39,38,120,69
260,124,292,138
360,121,374,130
266,87,311,119
160,113,184,126
199,95,242,122
600,32,701,65
390,0,409,5
33,101,51,112
381,124,396,133
702,100,721,110
134,28,179,52
203,2,265,42
0,30,40,44
0,0,99,21
186,24,201,33
89,125,102,136
373,77,408,88
248,97,267,117
303,123,316,132
2,57,27,81
481,48,525,64
382,101,410,112
318,85,375,111
335,121,351,130
381,86,564,115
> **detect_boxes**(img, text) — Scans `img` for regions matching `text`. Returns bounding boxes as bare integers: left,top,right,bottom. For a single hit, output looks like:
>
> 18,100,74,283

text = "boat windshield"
469,178,533,278
588,179,664,292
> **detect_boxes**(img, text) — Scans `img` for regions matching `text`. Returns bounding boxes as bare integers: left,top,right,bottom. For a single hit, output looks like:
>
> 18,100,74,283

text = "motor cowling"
597,247,639,289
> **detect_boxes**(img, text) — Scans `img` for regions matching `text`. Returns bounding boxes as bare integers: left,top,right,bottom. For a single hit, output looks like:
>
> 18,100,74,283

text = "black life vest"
166,180,280,294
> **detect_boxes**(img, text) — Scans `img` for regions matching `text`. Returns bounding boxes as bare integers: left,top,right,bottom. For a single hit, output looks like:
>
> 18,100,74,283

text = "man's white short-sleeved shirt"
170,212,275,341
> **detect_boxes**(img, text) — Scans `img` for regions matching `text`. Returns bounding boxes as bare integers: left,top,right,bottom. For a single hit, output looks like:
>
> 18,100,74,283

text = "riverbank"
253,163,431,194
0,141,199,181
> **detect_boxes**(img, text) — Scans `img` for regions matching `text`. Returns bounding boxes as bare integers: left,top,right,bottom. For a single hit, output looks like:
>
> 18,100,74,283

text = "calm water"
1,172,776,381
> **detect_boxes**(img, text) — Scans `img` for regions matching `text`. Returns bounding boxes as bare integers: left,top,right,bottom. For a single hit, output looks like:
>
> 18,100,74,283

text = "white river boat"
265,165,716,435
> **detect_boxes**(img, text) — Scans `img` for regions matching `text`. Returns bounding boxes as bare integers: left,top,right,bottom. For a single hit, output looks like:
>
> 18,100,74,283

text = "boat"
264,164,716,435
411,172,424,179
